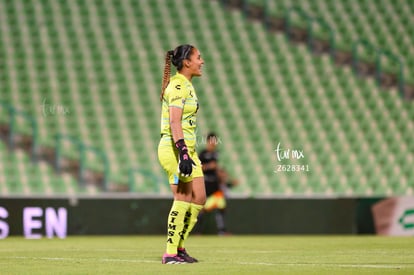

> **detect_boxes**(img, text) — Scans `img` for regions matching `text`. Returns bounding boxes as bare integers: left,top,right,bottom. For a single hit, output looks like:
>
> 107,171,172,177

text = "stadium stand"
0,0,413,196
262,0,414,83
0,135,83,196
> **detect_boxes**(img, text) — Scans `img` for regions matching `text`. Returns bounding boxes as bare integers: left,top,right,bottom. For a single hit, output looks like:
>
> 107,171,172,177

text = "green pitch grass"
1,236,413,274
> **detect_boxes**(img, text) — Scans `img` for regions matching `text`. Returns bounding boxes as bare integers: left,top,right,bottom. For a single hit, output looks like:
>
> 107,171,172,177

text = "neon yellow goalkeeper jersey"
160,73,199,148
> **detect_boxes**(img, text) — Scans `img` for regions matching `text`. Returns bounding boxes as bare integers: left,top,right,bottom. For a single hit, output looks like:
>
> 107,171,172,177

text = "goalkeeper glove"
175,139,195,177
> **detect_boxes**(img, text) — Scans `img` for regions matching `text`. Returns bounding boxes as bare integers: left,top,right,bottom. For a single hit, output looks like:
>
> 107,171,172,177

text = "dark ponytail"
160,44,194,101
160,50,174,101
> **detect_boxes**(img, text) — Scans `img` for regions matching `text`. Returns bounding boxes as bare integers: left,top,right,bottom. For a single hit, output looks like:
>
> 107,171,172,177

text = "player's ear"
184,59,191,68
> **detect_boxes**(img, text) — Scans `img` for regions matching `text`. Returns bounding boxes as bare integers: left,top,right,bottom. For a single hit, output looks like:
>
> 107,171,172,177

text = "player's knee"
198,194,207,205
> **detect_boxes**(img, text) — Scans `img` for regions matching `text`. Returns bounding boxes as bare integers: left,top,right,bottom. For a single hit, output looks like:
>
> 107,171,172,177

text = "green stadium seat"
0,0,413,196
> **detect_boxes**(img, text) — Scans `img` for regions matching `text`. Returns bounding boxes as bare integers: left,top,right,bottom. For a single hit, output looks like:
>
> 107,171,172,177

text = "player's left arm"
170,106,185,143
168,85,195,176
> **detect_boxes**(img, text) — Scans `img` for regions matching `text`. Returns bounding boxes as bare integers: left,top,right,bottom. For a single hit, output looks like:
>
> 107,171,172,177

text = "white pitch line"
63,248,138,252
100,259,159,264
237,262,406,269
7,256,159,264
336,264,404,269
6,257,410,269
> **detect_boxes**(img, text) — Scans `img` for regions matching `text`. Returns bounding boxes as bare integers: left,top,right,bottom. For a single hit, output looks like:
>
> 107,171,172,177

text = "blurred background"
0,0,413,202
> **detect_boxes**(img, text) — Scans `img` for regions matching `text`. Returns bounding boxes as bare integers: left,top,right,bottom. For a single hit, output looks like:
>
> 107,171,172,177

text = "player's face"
187,48,204,77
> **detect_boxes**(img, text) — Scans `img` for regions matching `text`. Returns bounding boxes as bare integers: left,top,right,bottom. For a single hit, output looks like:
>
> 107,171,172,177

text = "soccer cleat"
162,253,187,264
177,248,198,263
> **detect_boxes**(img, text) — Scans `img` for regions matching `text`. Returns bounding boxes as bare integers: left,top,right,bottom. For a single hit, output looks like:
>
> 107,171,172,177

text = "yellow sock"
166,200,190,255
178,203,203,249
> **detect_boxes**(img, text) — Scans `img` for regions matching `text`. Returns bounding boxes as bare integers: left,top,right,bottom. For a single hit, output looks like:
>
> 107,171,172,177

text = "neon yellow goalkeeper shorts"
158,141,203,184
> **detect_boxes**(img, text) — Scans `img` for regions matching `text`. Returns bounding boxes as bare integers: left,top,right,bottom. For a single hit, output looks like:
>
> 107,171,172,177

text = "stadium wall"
0,197,388,238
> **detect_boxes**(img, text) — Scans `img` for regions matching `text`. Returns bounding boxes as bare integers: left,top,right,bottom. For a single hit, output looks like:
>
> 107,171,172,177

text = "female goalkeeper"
158,44,206,264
